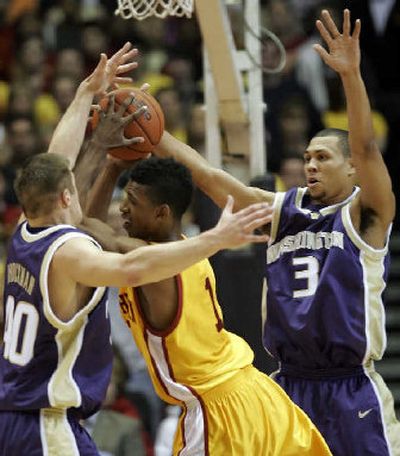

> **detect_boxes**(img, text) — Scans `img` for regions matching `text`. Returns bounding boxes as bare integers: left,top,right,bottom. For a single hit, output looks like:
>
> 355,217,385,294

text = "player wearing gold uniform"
120,256,330,455
87,154,331,455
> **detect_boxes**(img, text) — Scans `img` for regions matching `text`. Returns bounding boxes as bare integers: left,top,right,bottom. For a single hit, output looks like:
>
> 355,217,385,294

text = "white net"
115,0,194,21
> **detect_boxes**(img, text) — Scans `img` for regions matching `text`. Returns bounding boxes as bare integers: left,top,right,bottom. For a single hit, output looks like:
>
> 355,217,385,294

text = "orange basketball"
91,87,165,160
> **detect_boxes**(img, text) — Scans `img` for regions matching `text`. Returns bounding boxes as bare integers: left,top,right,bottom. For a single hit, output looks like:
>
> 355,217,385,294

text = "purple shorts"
0,409,99,455
274,365,395,456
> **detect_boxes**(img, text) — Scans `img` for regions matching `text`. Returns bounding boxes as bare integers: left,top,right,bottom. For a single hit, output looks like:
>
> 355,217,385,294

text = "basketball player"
84,152,331,455
152,9,400,455
0,44,273,455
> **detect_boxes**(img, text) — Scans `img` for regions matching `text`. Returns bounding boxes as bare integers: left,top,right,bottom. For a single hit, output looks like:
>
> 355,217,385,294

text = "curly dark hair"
129,157,193,219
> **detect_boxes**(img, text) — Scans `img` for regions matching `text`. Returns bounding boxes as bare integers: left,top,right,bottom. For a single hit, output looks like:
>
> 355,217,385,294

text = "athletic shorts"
172,365,332,455
0,408,99,455
274,363,400,456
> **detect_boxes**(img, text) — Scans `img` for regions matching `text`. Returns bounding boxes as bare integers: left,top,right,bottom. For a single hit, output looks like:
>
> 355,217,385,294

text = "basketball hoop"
115,0,194,21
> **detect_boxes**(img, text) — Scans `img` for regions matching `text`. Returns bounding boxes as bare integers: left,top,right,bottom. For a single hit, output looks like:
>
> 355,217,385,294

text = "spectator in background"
6,83,35,118
1,114,38,231
83,350,149,456
323,73,388,151
134,50,172,96
35,49,85,131
81,21,111,74
153,405,181,456
155,87,187,143
278,95,314,158
162,56,197,119
275,154,306,191
52,74,79,114
11,35,50,95
263,0,330,113
261,1,324,172
54,47,86,81
187,102,206,154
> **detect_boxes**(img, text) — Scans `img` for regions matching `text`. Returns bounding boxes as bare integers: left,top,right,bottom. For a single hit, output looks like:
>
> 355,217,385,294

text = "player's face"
120,181,160,240
304,136,354,205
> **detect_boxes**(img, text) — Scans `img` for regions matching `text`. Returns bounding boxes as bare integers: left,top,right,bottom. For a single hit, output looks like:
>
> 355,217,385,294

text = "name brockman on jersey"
7,262,36,295
267,230,345,264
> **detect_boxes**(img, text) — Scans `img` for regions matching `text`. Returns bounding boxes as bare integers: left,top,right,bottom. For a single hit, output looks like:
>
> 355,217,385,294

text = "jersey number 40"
3,296,39,366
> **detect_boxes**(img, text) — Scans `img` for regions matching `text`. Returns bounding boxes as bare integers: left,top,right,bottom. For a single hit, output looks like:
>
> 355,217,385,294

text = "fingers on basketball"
91,87,165,160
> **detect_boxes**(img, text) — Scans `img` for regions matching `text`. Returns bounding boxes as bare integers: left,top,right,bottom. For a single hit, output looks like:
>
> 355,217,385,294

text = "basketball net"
115,0,194,20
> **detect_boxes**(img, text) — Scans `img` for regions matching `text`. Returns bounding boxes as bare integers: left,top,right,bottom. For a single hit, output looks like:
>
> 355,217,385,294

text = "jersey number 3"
3,296,39,366
293,256,319,298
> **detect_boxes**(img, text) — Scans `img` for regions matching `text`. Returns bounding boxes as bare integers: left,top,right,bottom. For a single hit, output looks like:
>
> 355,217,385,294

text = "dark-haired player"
85,154,331,455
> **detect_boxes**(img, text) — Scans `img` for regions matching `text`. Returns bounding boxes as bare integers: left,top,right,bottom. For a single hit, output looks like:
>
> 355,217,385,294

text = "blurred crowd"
0,0,399,454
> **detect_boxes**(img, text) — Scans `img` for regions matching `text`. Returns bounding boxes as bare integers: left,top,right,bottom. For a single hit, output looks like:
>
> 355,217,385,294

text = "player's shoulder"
55,233,100,259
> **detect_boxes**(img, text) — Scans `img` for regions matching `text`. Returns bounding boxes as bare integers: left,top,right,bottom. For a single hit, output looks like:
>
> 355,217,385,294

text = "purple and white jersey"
263,187,390,369
0,222,112,418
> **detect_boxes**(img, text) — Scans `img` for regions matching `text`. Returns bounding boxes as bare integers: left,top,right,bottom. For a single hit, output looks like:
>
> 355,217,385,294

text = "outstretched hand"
82,42,139,96
213,195,272,249
91,93,146,149
313,9,361,75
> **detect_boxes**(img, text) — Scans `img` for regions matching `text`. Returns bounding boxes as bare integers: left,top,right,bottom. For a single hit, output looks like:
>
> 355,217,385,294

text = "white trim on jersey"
294,186,360,217
341,203,390,257
39,232,106,329
260,278,275,359
294,187,314,216
40,408,80,456
269,192,285,245
47,320,86,408
20,222,77,242
360,251,387,363
341,203,389,363
39,409,48,456
146,331,206,456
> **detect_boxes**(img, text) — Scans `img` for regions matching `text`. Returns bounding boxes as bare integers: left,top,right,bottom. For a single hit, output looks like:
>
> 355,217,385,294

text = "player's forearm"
123,229,223,286
341,69,377,156
156,132,223,202
156,131,267,210
85,159,122,221
156,131,212,183
47,84,94,168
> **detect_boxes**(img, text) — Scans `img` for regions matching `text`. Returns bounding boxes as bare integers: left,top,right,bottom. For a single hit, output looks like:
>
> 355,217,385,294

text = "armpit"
360,206,378,234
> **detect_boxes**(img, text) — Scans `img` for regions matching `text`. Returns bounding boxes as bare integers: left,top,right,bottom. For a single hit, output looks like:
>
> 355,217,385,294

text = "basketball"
91,87,165,160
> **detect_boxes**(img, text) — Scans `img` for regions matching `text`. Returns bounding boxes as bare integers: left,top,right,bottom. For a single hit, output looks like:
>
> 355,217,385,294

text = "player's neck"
27,211,74,228
149,224,183,242
310,186,355,207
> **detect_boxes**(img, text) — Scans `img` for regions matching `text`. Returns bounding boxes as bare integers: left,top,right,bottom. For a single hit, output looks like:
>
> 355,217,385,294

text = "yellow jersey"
119,257,254,404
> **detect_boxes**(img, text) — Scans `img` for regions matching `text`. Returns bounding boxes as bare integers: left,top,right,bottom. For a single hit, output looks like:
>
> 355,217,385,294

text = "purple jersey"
263,187,390,369
0,222,112,418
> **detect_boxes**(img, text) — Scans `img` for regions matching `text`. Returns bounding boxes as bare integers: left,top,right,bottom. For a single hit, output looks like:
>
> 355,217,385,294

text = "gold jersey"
119,257,254,404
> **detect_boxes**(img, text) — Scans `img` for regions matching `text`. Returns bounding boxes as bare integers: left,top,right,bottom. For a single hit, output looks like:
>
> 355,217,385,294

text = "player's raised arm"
47,42,139,169
314,9,395,233
155,131,275,211
74,93,146,211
